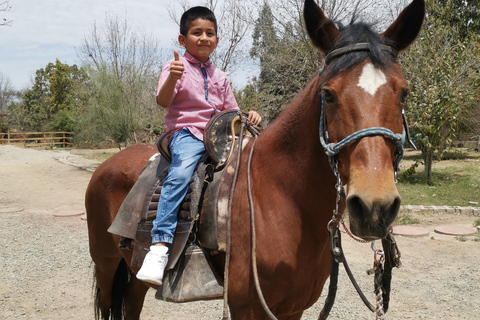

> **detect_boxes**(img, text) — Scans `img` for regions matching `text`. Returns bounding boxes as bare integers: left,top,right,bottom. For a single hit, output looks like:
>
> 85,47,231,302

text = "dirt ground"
0,145,479,319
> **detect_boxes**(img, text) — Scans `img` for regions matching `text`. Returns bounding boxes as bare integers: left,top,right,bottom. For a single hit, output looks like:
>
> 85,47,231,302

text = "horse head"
304,0,425,240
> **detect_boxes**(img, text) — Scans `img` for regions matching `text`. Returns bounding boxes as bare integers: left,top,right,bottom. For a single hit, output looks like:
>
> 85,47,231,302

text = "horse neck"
252,77,337,231
256,77,334,192
261,77,324,170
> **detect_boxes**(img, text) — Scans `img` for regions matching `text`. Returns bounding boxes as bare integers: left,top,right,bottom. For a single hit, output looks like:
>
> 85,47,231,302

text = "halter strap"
318,42,405,320
325,43,398,64
318,93,405,173
318,43,405,177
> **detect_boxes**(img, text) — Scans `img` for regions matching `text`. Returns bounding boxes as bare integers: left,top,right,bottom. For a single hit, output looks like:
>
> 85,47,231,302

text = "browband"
325,43,397,65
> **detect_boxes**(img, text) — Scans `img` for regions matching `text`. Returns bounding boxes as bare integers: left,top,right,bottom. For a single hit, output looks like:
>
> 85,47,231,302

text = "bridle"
318,43,409,319
222,44,412,320
318,43,416,183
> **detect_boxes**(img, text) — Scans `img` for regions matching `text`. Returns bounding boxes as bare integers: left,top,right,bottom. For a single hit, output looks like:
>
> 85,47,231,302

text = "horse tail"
93,258,131,320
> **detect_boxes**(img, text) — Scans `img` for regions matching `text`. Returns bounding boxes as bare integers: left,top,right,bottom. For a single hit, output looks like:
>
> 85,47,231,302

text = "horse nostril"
347,194,401,227
347,195,368,223
385,196,401,226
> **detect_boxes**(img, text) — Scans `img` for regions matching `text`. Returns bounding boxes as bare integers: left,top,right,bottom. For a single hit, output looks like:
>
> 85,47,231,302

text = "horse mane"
260,22,396,149
323,22,396,80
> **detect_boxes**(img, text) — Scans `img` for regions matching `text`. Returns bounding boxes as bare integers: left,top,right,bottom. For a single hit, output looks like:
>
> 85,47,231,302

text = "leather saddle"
107,110,260,302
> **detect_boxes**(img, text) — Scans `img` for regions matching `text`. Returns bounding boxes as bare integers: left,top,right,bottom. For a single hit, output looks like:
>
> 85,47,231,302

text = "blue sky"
0,0,192,90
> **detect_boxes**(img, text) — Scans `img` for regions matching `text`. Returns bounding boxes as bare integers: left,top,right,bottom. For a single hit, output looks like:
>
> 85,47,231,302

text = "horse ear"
304,0,339,53
382,0,425,51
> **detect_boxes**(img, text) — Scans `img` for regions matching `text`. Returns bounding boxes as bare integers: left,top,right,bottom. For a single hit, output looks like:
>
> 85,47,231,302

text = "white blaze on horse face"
357,63,387,96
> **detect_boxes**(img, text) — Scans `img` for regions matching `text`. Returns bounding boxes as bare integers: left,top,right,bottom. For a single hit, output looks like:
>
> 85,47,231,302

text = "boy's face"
178,18,218,63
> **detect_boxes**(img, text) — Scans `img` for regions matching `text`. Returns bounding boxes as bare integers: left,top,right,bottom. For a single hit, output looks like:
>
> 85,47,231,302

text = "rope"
319,223,402,319
374,260,386,320
317,61,405,174
247,136,279,320
318,93,404,172
223,116,270,319
341,220,370,244
222,116,248,320
320,127,403,157
316,43,404,320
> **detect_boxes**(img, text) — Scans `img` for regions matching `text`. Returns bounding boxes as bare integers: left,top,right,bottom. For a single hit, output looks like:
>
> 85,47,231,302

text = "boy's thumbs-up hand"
170,49,184,81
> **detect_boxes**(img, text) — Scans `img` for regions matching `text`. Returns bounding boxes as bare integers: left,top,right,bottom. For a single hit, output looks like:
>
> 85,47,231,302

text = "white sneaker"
136,245,169,285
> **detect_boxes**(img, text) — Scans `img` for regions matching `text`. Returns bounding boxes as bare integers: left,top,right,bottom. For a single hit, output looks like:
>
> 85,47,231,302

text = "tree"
1,0,12,26
21,59,89,131
0,72,14,132
250,3,278,90
80,64,141,148
166,0,252,76
0,72,25,132
0,72,14,113
400,0,480,182
239,0,388,122
427,0,480,40
77,13,166,148
244,1,314,121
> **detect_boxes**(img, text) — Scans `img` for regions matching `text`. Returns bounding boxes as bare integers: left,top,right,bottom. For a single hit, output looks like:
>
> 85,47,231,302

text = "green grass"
397,151,480,207
455,235,468,242
395,213,420,225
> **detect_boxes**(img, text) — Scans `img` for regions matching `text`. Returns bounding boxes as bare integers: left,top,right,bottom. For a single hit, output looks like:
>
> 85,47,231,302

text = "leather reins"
318,43,417,179
223,113,269,320
223,113,248,320
222,44,411,319
318,43,406,319
222,112,280,320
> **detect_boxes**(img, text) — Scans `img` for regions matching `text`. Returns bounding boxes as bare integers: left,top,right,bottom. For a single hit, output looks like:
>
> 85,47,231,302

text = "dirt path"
0,145,478,319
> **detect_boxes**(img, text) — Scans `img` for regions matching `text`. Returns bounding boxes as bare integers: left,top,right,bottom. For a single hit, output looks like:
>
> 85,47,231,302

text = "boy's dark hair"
180,6,217,36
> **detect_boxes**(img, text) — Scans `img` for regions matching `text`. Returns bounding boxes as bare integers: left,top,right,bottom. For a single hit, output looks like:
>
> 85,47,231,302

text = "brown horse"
85,0,425,319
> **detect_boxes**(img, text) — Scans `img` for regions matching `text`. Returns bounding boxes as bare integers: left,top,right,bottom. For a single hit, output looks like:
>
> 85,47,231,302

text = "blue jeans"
151,128,205,244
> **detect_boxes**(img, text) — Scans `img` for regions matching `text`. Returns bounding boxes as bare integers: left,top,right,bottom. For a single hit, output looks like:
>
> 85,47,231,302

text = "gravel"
0,145,479,319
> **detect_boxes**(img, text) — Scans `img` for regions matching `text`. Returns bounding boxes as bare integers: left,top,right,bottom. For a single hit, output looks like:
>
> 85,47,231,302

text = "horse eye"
400,89,410,104
322,89,336,104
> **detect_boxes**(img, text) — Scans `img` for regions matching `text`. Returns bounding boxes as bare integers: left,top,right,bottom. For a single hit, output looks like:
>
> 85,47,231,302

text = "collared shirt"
157,51,239,141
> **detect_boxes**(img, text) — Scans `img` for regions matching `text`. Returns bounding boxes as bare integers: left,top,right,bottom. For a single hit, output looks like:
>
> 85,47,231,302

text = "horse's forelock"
323,22,395,80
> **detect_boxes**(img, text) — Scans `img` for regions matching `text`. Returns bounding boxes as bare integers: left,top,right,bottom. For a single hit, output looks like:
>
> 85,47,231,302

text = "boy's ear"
178,34,186,47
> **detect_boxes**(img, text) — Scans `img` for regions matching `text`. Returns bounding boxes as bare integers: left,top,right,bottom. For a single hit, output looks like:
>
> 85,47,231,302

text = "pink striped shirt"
157,51,239,141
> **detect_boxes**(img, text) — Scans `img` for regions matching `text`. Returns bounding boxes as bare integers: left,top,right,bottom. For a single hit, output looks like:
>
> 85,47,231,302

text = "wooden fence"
0,131,72,148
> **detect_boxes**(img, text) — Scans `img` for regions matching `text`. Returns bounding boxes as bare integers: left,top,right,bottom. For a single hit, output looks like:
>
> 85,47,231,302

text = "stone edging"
401,205,480,217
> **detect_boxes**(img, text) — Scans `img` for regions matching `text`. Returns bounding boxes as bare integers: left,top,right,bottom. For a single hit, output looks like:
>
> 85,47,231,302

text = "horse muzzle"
346,188,401,241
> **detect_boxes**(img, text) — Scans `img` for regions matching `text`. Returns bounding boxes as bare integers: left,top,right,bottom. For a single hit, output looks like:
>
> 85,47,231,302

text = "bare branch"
1,0,12,26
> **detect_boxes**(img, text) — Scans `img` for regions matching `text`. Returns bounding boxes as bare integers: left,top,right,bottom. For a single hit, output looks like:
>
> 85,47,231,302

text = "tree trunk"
423,148,433,183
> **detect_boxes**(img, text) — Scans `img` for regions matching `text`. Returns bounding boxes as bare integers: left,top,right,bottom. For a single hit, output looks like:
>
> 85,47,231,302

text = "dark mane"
323,22,396,80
